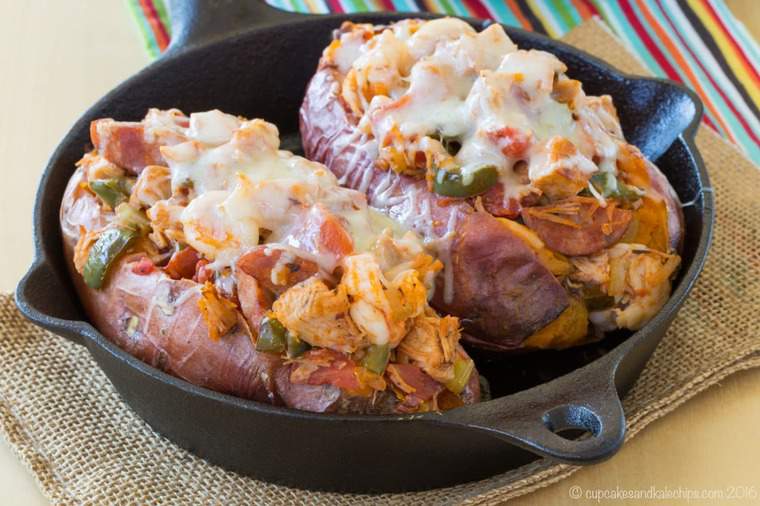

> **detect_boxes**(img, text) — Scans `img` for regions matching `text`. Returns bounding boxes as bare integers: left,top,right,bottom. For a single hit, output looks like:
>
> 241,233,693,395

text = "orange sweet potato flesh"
617,144,684,252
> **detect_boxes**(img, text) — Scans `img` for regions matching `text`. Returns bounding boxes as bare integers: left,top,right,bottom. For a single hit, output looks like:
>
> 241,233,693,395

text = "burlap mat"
2,19,759,505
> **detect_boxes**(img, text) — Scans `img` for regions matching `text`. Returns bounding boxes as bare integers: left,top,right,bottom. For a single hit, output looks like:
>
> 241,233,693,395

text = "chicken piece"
606,243,680,330
529,137,597,201
197,282,239,341
570,252,610,287
78,152,125,182
371,230,442,293
272,277,365,353
397,309,461,383
341,29,411,115
146,199,185,249
342,253,428,348
73,227,99,274
129,165,172,209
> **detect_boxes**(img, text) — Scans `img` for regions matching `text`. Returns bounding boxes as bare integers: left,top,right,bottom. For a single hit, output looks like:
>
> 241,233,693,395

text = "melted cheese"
157,111,425,278
327,18,628,209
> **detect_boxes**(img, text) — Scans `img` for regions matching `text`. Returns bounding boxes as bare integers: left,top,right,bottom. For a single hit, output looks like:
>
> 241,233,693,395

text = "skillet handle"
434,355,626,464
166,0,307,54
15,259,94,346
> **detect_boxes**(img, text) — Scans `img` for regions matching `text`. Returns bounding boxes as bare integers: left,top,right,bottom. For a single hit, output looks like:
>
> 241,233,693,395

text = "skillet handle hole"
542,405,601,441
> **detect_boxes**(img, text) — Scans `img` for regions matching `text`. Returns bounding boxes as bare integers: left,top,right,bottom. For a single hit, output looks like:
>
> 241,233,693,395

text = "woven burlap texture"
2,19,759,505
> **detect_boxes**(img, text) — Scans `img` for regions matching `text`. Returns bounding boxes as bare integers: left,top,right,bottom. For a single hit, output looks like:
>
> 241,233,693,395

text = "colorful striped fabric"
130,0,760,162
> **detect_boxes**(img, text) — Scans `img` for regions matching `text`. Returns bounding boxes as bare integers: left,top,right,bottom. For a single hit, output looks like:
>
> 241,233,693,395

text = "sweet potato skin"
61,167,281,403
60,166,479,413
300,66,570,349
435,212,569,350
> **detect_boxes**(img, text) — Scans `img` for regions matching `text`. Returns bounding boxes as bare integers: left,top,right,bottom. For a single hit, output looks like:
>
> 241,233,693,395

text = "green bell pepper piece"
256,317,288,354
444,357,474,395
361,343,390,374
286,333,311,359
82,227,137,289
433,165,498,198
89,179,129,208
115,203,151,234
589,172,642,203
431,132,463,156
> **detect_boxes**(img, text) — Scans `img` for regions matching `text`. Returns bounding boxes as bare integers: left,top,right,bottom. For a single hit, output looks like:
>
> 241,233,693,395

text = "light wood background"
0,1,758,504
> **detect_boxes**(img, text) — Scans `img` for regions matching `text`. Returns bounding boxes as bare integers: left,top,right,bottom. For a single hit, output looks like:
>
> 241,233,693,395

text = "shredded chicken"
78,152,125,182
73,226,99,274
146,199,185,248
570,252,610,287
342,253,429,348
607,243,680,330
197,282,239,341
529,137,597,201
130,165,172,209
272,277,366,353
397,309,461,383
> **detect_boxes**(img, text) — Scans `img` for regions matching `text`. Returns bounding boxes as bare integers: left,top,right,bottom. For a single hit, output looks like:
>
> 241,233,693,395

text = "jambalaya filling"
75,109,476,412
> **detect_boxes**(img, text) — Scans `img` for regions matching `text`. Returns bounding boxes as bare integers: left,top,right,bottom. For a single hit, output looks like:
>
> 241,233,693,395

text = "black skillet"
15,0,713,493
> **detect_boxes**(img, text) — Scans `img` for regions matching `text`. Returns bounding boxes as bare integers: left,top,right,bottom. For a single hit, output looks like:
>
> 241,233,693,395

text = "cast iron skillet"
15,0,713,493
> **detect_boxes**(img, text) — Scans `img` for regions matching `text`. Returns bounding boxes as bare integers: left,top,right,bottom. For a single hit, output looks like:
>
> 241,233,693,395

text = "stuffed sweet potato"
300,18,684,351
61,109,480,414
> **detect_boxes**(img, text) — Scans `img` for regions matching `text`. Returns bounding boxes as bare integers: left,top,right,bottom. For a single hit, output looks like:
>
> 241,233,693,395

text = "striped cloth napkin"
129,0,759,162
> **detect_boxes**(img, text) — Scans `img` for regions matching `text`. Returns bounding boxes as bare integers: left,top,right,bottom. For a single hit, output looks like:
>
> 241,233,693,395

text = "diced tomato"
318,214,354,259
487,127,531,158
236,271,273,331
193,259,213,284
130,256,155,275
237,246,319,296
164,247,201,280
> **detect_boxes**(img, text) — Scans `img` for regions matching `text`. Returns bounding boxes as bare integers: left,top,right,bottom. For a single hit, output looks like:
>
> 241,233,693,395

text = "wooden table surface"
1,1,759,504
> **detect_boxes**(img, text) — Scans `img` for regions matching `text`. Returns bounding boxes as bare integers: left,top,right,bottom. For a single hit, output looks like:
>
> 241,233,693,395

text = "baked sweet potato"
61,109,480,414
300,18,684,350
